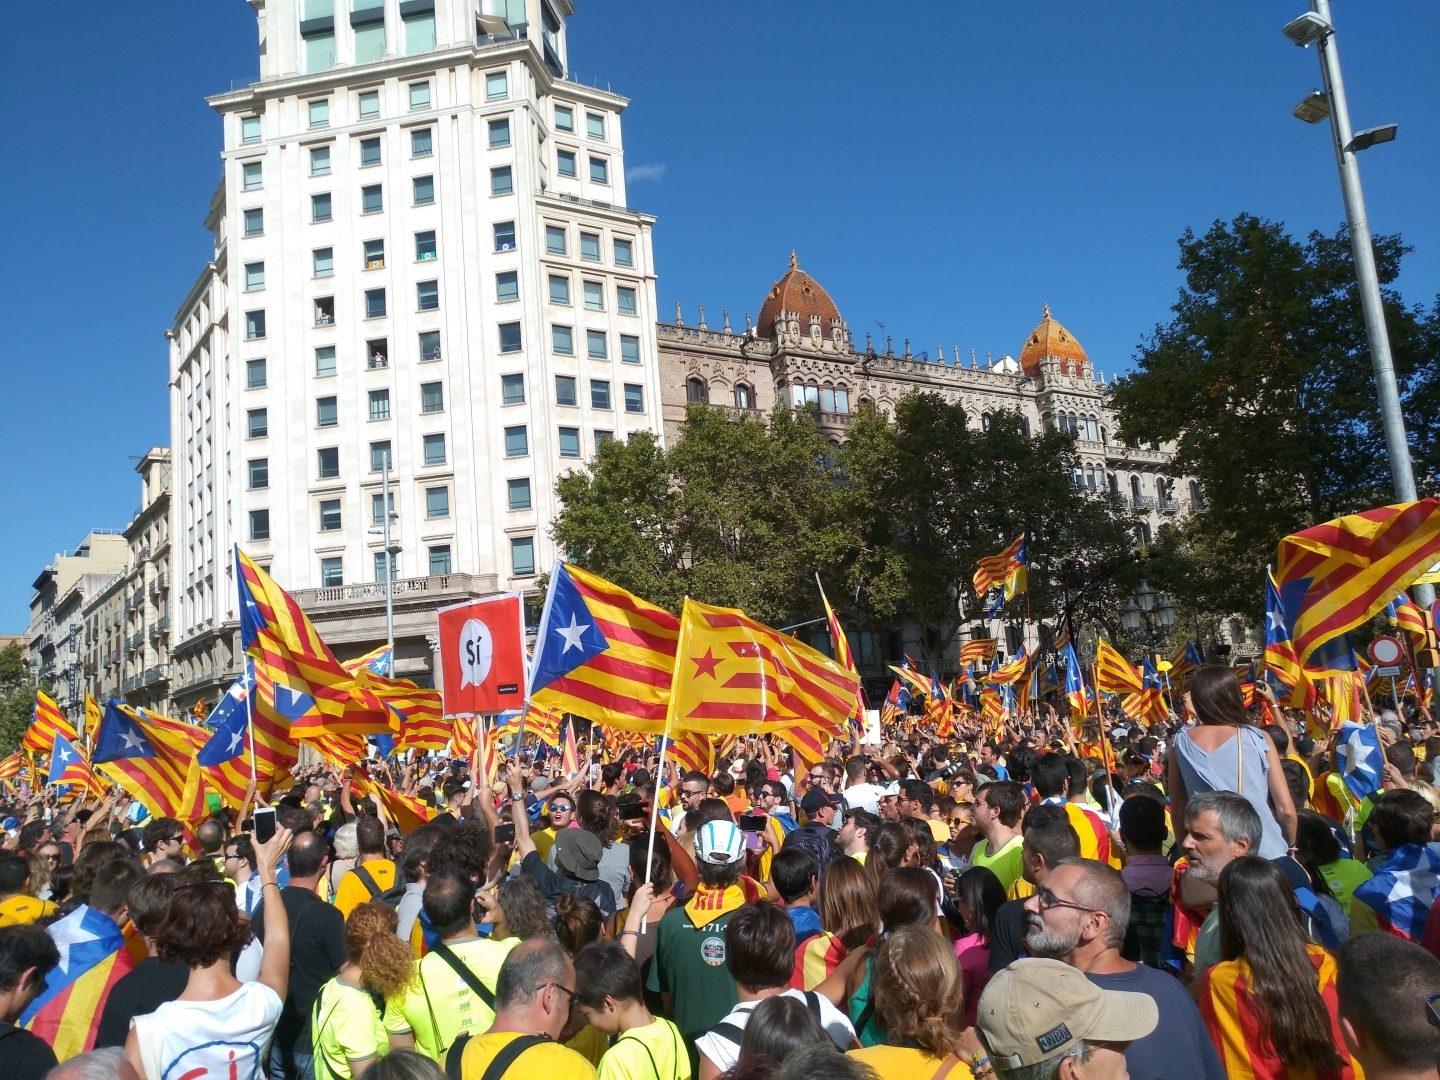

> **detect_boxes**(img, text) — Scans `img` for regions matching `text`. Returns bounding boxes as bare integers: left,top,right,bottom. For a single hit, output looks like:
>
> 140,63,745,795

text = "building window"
411,128,433,157
555,375,577,406
552,325,574,355
582,280,604,311
420,381,444,413
490,166,512,196
413,175,435,205
625,383,644,413
425,486,449,519
316,445,340,479
494,221,516,251
619,334,640,364
486,71,507,100
511,536,535,577
304,25,336,71
545,225,567,255
315,346,337,377
586,112,605,139
309,99,329,128
548,275,570,304
489,117,511,148
409,81,430,109
365,288,387,319
314,247,335,276
415,230,437,261
423,432,446,466
498,322,522,353
556,149,577,177
428,545,451,575
370,440,392,472
507,477,531,510
558,427,581,458
579,232,600,261
417,280,439,311
504,425,528,458
242,161,263,190
419,330,441,362
355,15,384,63
370,492,395,526
594,430,613,454
501,373,525,405
369,389,391,421
316,396,338,428
589,156,609,184
374,551,397,582
245,358,267,389
616,286,637,315
361,184,383,214
243,208,264,236
359,136,382,167
362,238,385,269
403,9,436,54
318,498,342,532
313,296,335,326
734,382,754,409
358,90,380,119
247,408,268,437
249,509,270,541
590,379,611,410
496,270,519,302
241,114,261,143
554,104,574,131
613,237,633,267
686,377,708,404
310,145,331,175
319,556,343,587
586,329,607,360
312,192,332,221
244,262,265,291
245,310,266,340
247,458,269,489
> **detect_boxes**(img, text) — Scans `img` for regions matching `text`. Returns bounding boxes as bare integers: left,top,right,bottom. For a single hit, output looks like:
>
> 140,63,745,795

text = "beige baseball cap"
977,958,1158,1070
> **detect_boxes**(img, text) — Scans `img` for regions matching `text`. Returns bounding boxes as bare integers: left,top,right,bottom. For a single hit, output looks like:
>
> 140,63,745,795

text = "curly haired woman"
311,903,415,1078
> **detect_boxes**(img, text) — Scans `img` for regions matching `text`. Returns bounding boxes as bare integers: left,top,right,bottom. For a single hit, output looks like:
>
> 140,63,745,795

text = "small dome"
1018,305,1090,379
756,252,844,340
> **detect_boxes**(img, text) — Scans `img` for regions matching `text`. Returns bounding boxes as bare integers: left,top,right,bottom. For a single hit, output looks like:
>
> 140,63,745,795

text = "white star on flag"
556,614,588,652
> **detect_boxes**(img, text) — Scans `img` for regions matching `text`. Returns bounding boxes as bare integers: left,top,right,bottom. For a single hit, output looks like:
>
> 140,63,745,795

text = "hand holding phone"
253,806,277,844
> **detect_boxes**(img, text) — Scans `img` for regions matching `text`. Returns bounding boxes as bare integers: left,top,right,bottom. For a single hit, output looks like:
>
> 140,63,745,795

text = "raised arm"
254,826,295,999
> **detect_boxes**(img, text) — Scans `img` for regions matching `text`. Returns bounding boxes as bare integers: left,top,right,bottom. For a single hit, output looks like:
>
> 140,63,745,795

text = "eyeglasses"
1427,991,1440,1030
551,982,577,1005
680,787,707,798
40,852,61,862
807,774,826,782
223,852,241,861
1033,886,1101,915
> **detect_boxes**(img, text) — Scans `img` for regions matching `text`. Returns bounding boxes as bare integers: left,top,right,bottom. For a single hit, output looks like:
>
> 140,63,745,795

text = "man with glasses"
877,781,902,822
141,817,185,867
451,937,597,1079
668,771,712,837
0,858,56,927
532,797,574,867
223,836,261,918
1022,859,1223,1080
988,804,1079,972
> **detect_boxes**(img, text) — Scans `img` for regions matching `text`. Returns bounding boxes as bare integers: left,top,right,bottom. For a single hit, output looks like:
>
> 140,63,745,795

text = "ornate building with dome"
656,255,1198,550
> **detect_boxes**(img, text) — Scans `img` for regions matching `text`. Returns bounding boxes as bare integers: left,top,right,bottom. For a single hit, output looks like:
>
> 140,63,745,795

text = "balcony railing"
139,665,169,687
121,673,141,693
1158,497,1181,513
1131,495,1157,510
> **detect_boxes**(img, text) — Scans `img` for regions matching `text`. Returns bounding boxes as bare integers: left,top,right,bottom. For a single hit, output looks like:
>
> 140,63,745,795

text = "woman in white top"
126,825,293,1080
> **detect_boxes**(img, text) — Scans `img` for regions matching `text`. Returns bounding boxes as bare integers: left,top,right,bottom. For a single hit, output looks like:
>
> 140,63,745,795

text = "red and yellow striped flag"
23,690,79,756
666,730,715,777
959,639,998,665
984,650,1030,687
92,703,206,822
83,694,102,746
560,718,580,775
452,714,478,760
818,579,864,727
973,534,1026,596
354,772,436,834
668,600,858,737
1094,639,1144,695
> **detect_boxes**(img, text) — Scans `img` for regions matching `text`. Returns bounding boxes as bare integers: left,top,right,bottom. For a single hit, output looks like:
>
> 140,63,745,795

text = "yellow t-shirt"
847,1044,974,1080
566,1024,609,1066
599,1017,691,1080
0,894,57,926
333,859,397,918
458,1032,598,1080
311,977,388,1080
925,817,952,844
384,937,519,1061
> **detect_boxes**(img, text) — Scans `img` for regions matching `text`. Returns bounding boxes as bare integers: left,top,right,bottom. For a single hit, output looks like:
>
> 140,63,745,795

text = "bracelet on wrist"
620,929,640,938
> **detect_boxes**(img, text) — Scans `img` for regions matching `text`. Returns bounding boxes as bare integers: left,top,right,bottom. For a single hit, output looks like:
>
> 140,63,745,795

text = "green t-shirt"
312,977,388,1080
1319,858,1373,918
384,936,519,1061
971,834,1025,895
599,1017,692,1080
645,906,740,1045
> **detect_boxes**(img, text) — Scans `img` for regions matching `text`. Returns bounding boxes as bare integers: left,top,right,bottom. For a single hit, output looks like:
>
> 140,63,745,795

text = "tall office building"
168,0,661,713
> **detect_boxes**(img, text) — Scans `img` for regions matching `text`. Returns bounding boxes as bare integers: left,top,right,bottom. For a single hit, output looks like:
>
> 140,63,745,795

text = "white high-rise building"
168,1,660,712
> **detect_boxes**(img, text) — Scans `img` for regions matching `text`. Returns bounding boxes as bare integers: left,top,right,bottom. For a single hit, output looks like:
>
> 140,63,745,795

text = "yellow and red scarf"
684,875,764,927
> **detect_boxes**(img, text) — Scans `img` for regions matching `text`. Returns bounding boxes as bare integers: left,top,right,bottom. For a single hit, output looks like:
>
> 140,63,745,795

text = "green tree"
0,643,36,754
1110,213,1436,615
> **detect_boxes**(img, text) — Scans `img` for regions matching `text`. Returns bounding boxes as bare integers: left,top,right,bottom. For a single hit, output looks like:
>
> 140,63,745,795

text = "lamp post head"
1282,12,1332,47
1347,124,1398,153
1293,90,1331,124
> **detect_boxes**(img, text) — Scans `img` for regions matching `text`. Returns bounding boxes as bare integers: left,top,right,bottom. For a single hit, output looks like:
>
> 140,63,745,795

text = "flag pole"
244,658,258,785
642,597,690,930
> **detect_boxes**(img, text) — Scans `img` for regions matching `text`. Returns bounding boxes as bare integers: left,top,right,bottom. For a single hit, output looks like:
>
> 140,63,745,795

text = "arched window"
1129,474,1141,502
833,386,850,414
734,382,753,409
1108,472,1120,496
981,412,993,432
818,384,836,413
1189,480,1203,507
686,376,708,404
1135,521,1152,546
857,395,874,413
1099,425,1108,445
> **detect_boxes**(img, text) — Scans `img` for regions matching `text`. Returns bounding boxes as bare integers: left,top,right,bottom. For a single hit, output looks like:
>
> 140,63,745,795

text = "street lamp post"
1283,1,1435,619
370,450,402,676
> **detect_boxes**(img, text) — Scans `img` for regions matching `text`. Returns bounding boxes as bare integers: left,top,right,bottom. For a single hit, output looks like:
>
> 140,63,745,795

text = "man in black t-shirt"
94,874,189,1049
0,924,61,1080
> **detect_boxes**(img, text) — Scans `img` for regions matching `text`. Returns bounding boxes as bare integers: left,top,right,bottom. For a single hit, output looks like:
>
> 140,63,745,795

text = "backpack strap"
801,990,823,1027
707,1021,745,1045
615,1033,663,1080
353,864,381,899
448,1032,549,1080
432,941,497,1008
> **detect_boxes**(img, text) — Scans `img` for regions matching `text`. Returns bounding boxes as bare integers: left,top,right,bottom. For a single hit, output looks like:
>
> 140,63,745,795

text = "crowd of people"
0,663,1438,1080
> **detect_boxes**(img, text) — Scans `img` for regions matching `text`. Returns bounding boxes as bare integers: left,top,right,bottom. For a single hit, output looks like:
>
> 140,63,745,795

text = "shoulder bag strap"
459,1033,549,1080
615,1033,662,1080
929,1053,961,1080
432,941,496,1007
353,864,380,898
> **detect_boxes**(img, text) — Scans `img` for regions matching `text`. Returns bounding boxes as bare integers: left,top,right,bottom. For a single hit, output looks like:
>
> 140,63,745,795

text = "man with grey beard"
1178,791,1261,981
1023,858,1224,1080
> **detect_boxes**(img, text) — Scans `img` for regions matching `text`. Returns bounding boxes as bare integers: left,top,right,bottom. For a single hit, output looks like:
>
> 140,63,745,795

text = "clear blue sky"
3,2,1437,629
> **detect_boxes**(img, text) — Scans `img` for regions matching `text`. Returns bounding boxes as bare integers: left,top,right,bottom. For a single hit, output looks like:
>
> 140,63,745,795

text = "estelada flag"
667,599,859,737
959,639,997,665
436,593,527,716
1094,639,1144,695
20,905,134,1058
24,690,79,756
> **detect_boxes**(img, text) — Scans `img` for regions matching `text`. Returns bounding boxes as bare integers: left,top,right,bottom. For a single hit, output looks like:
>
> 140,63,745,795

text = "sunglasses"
550,805,573,813
1428,991,1440,1030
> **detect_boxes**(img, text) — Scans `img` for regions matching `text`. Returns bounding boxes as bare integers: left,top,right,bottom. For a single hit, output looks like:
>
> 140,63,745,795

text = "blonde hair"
871,924,968,1059
345,903,414,1000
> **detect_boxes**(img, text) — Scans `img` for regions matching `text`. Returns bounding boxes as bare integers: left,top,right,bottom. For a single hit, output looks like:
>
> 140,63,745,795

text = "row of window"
287,536,534,588
296,6,442,77
554,103,607,141
684,378,756,409
537,224,631,266
500,374,646,412
555,148,611,184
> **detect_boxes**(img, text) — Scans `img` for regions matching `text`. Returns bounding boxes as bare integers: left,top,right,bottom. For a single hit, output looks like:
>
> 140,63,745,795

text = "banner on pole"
437,593,527,716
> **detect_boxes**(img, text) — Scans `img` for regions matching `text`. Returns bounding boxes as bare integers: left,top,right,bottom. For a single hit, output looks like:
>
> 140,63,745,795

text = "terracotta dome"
1018,305,1090,379
756,252,844,340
